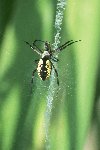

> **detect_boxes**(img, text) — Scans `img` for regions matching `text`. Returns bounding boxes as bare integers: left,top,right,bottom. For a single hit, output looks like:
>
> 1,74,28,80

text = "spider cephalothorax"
25,39,81,89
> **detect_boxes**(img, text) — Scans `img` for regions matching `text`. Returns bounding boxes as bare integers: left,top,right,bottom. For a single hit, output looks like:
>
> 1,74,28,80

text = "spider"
25,39,81,88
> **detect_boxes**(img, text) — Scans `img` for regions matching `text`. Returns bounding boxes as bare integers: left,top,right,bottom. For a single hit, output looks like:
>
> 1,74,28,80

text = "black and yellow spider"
25,39,81,87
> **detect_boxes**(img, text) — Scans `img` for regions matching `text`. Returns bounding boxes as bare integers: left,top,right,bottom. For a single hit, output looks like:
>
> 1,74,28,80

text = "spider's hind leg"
31,69,37,93
50,61,59,86
34,59,39,64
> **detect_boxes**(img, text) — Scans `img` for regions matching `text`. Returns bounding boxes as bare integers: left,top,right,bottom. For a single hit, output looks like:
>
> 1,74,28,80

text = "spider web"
44,0,66,149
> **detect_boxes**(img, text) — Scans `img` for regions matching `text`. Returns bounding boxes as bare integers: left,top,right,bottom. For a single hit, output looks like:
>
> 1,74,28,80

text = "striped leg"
31,69,37,93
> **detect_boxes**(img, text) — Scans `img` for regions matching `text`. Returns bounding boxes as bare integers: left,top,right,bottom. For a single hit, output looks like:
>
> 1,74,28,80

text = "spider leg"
55,40,81,52
50,61,59,86
33,39,46,44
25,41,42,56
34,59,39,64
31,69,37,93
33,40,51,52
51,56,59,62
32,42,43,53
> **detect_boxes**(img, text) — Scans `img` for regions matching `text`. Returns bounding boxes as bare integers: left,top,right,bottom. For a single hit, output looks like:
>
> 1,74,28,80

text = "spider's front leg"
25,41,42,56
55,40,81,52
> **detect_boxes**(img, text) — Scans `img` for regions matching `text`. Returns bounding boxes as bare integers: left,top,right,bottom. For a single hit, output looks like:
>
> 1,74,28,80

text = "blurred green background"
0,0,100,150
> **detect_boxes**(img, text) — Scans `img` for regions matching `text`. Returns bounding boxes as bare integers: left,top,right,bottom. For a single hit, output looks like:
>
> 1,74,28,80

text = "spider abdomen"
37,58,52,80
